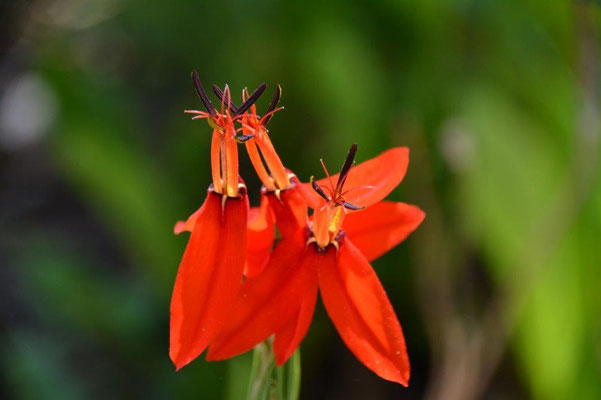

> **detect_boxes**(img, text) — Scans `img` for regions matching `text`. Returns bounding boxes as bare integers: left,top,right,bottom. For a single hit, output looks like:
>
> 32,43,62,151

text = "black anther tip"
191,71,216,116
236,82,267,116
262,84,282,126
311,177,331,202
341,201,364,211
236,134,255,143
336,143,358,190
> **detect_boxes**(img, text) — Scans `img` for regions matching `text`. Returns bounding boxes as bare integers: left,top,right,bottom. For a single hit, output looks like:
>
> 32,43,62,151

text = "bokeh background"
2,0,601,399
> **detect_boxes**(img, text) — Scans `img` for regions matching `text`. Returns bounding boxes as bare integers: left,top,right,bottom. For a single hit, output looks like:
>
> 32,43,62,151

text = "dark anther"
236,134,255,143
336,143,358,193
236,83,267,116
310,177,330,201
313,243,329,254
341,201,364,211
191,71,216,116
262,84,282,126
212,85,239,114
334,229,346,243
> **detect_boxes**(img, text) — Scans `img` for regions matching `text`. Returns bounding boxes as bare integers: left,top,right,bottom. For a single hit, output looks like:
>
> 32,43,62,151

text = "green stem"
284,350,301,400
245,340,301,400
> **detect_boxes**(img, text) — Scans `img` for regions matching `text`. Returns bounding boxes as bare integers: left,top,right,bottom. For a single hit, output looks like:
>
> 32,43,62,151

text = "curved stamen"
340,184,375,196
319,159,335,199
220,85,232,116
259,106,285,126
190,115,209,120
184,110,211,117
212,85,239,114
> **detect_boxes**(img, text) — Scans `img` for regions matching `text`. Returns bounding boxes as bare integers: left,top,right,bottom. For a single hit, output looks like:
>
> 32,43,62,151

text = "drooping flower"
210,84,308,276
169,72,267,370
238,87,309,238
207,144,425,386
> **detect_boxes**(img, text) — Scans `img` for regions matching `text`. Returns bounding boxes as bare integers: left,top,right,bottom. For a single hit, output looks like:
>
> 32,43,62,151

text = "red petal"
266,184,308,238
273,279,319,365
173,207,202,234
206,230,319,361
170,190,248,370
318,239,410,386
245,193,275,278
300,147,410,209
343,201,425,261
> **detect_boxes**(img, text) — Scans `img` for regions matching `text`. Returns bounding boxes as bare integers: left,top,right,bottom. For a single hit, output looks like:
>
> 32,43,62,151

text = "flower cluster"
169,71,425,386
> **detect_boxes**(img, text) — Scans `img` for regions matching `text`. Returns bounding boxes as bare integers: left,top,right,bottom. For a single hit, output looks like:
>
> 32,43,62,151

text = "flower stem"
246,340,301,400
282,349,301,400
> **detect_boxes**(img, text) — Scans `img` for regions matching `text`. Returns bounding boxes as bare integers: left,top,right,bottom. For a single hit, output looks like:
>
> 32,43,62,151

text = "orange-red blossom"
170,73,425,386
170,72,265,369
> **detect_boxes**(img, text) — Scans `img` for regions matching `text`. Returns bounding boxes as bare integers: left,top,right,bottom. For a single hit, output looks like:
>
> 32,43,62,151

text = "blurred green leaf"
457,85,601,399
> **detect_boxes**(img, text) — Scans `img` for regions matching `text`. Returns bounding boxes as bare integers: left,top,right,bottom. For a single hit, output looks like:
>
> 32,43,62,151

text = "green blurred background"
1,0,600,399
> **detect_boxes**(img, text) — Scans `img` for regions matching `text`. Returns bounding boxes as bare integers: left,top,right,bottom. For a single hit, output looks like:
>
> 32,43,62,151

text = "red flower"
206,145,425,386
174,81,304,288
169,73,267,370
236,84,309,238
217,83,308,275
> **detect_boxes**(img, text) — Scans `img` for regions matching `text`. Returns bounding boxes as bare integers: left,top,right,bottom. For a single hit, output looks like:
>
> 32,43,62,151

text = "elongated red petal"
343,201,425,261
170,190,248,370
206,230,319,361
266,183,308,238
245,193,275,278
273,278,319,365
300,147,410,209
318,239,410,386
